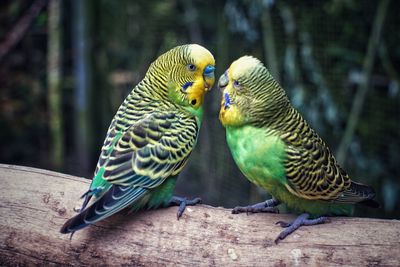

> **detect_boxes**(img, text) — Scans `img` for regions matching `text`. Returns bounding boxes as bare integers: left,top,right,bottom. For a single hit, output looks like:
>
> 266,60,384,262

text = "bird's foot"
274,213,330,244
232,198,280,214
168,196,202,220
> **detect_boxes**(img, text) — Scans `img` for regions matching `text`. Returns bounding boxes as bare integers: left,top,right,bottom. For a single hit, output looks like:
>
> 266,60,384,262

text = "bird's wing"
60,111,199,233
281,130,352,201
100,111,199,188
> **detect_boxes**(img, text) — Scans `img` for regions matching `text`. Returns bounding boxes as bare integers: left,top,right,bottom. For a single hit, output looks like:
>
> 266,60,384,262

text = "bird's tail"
60,185,147,234
336,181,380,208
351,181,380,208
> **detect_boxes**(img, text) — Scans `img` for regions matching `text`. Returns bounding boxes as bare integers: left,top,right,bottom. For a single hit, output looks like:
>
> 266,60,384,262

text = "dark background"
0,0,399,219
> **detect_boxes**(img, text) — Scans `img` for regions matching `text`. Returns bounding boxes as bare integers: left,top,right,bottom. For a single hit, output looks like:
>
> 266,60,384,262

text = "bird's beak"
218,71,228,91
203,65,215,91
204,65,215,76
218,71,230,109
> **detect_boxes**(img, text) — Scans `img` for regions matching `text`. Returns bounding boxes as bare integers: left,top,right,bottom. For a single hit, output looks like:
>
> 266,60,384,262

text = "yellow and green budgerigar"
60,44,215,234
219,56,379,243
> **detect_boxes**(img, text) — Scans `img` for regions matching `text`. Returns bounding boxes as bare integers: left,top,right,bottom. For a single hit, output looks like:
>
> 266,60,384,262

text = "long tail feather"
60,185,147,234
335,181,380,208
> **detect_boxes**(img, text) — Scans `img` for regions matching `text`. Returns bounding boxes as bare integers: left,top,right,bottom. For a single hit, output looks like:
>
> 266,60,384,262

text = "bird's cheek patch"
223,92,232,110
181,82,193,92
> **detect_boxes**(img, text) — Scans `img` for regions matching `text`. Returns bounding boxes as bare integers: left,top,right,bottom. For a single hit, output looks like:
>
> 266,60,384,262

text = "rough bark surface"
0,164,399,266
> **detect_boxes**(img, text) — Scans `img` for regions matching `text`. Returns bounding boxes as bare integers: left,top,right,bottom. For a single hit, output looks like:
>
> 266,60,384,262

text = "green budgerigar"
61,44,215,234
219,56,379,243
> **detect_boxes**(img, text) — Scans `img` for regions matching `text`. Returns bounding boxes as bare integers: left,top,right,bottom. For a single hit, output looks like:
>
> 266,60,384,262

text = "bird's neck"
139,73,169,101
184,105,204,127
128,77,203,125
252,99,292,130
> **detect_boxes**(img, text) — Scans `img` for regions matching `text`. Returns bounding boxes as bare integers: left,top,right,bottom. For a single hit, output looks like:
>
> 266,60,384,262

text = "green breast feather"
226,125,286,191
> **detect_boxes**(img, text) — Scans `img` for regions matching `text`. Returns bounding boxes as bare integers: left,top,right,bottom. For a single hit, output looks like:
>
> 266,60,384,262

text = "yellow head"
219,56,289,127
147,44,215,111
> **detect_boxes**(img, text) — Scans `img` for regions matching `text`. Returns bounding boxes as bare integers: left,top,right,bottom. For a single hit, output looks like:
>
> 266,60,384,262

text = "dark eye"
187,64,196,71
233,80,240,88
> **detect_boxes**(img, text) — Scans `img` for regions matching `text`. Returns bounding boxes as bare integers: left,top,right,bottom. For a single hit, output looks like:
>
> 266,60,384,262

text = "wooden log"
0,164,399,266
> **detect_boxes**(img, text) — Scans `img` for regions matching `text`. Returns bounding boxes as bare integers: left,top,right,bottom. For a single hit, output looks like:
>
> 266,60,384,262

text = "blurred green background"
0,0,399,219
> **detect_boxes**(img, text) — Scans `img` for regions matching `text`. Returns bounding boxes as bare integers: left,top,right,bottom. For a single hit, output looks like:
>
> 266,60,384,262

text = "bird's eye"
233,80,240,88
187,64,196,71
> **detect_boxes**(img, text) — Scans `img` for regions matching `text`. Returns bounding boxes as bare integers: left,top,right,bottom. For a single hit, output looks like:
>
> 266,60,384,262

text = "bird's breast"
225,125,287,190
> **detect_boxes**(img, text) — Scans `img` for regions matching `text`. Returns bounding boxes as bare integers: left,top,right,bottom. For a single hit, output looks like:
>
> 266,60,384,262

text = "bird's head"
219,56,289,127
148,44,215,111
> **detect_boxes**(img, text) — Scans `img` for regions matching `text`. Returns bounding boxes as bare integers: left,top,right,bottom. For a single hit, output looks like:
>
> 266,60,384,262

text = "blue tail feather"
60,185,147,234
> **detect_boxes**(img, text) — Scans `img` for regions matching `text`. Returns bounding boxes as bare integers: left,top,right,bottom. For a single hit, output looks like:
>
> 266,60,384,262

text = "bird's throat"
219,104,245,127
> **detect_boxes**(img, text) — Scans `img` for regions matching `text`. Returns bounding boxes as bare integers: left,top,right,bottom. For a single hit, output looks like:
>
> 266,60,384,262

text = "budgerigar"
218,56,378,243
61,44,215,234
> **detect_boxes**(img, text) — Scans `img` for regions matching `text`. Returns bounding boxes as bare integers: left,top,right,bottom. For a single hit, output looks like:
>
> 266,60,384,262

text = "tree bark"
0,164,399,266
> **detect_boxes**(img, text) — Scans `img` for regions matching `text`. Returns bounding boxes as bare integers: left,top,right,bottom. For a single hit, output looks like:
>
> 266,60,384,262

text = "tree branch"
0,164,399,266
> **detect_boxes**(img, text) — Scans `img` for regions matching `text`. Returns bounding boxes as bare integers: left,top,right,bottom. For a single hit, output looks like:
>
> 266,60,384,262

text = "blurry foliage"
0,0,399,218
